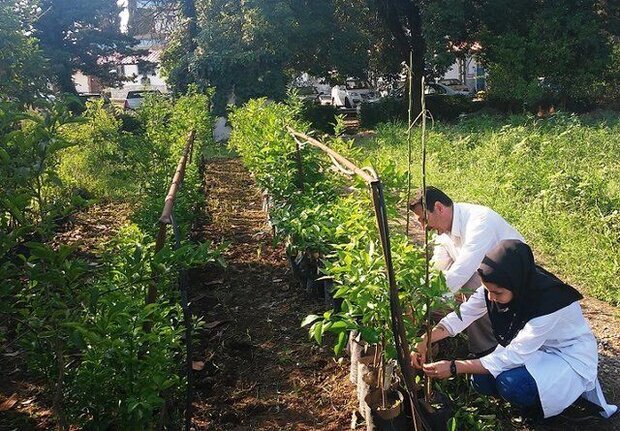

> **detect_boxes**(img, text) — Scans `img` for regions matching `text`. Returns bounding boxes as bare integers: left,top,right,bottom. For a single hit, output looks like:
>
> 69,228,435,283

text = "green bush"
59,100,150,200
359,96,484,128
229,98,451,358
358,97,407,129
0,99,83,232
298,102,338,134
14,225,225,429
2,88,223,428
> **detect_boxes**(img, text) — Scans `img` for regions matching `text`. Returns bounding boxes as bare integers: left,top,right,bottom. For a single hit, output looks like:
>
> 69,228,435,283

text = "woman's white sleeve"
438,286,488,336
479,311,560,377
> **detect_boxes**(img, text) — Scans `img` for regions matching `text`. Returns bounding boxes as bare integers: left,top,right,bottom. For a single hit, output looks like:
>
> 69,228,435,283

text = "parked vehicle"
123,89,162,110
331,79,380,108
318,94,332,105
425,82,471,96
79,92,111,105
437,79,472,95
292,85,320,103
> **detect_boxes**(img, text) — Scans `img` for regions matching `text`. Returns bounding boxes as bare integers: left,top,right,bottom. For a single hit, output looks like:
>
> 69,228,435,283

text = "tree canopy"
160,0,617,113
475,0,613,109
161,0,393,114
33,0,138,93
0,1,48,105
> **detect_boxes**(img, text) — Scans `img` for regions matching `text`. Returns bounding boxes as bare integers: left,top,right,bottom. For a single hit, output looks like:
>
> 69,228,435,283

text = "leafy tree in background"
597,0,620,109
474,0,612,110
159,0,615,115
33,0,139,93
373,0,481,116
0,2,48,105
159,0,197,93
162,0,387,114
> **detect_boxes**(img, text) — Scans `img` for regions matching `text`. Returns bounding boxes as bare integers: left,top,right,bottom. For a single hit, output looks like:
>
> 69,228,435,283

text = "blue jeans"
472,366,540,409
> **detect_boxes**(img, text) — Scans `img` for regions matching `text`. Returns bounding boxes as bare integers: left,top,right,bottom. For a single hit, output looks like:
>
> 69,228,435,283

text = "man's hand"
410,339,428,369
422,360,452,379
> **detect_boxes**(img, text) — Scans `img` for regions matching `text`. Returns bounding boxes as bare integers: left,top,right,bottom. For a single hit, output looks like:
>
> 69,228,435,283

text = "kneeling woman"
411,240,616,419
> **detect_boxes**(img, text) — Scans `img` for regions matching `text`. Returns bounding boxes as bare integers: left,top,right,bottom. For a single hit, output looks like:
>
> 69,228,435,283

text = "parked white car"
434,80,471,96
123,89,162,110
331,79,380,108
292,85,320,103
318,94,332,105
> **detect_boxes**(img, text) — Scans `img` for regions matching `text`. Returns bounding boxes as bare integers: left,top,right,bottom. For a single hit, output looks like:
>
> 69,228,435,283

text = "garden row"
359,113,620,305
228,98,501,430
0,89,224,429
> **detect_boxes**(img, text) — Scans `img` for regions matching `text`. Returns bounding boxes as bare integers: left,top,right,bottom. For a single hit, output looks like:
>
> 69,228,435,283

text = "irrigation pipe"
286,127,431,431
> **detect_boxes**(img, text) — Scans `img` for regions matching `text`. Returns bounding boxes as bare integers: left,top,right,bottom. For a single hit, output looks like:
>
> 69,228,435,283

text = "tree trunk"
127,0,138,36
375,0,426,118
55,65,77,94
182,0,198,47
177,0,198,93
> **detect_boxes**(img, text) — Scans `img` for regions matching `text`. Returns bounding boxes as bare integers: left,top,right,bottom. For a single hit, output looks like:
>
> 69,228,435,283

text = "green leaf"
312,321,323,344
326,320,350,333
334,331,347,356
301,314,320,327
0,148,9,164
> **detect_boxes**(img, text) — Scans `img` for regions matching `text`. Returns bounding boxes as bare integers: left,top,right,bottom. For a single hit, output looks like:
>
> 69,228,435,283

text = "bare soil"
51,202,133,255
189,158,356,430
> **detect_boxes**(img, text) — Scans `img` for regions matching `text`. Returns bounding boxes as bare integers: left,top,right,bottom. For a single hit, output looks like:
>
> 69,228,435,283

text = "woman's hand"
422,360,452,379
410,338,428,369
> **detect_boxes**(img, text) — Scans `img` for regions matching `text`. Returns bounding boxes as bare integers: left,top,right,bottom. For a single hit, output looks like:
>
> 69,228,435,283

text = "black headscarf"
477,240,583,346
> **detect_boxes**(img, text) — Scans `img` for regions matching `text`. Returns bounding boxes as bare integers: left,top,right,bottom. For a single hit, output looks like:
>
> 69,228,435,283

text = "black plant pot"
323,278,343,311
295,253,312,289
287,251,302,280
366,389,409,431
372,411,409,431
419,391,453,431
306,277,324,299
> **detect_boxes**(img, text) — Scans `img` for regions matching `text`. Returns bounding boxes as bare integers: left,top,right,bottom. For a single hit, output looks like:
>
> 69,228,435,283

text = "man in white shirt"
410,186,525,354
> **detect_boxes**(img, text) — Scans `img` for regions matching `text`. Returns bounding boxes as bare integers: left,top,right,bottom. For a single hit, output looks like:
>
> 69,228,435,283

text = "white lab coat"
439,287,617,418
432,203,524,293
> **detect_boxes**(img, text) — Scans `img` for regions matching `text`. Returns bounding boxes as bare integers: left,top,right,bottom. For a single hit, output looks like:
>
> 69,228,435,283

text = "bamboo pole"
147,129,196,306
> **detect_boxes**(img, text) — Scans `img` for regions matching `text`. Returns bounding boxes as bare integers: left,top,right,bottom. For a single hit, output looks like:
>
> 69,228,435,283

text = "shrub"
359,96,484,128
229,98,451,359
298,102,338,134
2,87,223,428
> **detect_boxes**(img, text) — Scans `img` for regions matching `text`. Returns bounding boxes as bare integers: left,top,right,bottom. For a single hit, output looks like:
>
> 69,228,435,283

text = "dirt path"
190,158,355,430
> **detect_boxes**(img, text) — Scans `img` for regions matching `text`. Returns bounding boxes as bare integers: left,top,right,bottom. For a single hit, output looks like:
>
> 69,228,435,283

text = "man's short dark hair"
409,186,453,212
